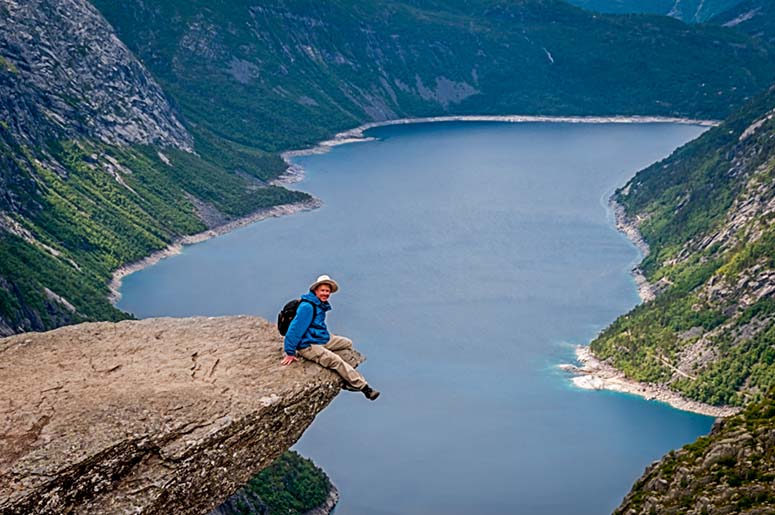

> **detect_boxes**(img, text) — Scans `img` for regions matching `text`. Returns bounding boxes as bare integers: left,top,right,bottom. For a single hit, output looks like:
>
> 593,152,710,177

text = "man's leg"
324,334,353,352
298,341,367,390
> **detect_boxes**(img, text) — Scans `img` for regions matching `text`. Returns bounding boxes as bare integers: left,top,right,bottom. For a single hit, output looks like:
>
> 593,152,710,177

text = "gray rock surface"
0,0,192,149
615,392,775,515
0,316,362,514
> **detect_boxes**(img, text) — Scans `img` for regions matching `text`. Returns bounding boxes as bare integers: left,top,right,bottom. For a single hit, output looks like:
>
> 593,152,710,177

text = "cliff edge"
0,316,362,515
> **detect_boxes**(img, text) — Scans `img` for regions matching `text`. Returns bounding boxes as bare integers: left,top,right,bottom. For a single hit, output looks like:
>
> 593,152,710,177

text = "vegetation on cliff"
615,390,775,514
0,128,307,333
0,0,307,334
590,85,775,406
212,451,333,515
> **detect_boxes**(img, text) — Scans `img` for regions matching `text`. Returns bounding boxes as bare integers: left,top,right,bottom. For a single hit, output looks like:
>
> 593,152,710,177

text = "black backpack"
277,298,317,336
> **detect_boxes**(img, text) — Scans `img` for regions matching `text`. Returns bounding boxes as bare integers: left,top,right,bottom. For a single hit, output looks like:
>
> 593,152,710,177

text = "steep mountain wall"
0,316,361,515
572,81,775,515
0,0,191,149
591,86,775,407
615,391,775,514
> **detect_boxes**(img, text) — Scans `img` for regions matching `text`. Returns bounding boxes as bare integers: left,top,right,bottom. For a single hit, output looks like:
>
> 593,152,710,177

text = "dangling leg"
298,343,367,390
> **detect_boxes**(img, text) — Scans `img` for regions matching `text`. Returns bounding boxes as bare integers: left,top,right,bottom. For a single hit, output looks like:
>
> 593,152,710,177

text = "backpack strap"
299,298,317,332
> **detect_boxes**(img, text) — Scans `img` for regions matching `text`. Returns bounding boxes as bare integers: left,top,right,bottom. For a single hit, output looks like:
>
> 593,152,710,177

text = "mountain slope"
712,0,775,46
0,0,307,334
590,84,775,406
92,0,775,153
615,390,775,514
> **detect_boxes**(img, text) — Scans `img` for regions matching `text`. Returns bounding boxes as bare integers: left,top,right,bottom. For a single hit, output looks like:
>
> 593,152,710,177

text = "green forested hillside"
0,124,307,333
0,0,309,333
212,451,333,515
590,85,775,406
93,0,775,153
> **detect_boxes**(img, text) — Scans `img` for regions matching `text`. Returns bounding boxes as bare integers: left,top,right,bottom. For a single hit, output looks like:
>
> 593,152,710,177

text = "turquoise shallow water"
120,121,713,515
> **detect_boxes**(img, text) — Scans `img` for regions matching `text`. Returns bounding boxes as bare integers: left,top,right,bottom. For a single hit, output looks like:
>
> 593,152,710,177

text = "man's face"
314,284,332,303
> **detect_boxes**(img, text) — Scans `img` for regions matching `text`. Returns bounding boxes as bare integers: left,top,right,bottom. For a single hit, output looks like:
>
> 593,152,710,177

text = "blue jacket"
284,292,332,356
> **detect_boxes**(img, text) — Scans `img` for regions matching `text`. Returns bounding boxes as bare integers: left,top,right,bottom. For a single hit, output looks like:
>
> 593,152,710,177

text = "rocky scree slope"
0,316,362,515
0,0,308,336
615,390,775,515
591,84,775,407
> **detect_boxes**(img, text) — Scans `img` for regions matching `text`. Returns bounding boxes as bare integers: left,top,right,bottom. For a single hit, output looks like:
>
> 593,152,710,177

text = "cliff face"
0,0,192,149
591,85,775,407
615,391,775,515
0,316,362,515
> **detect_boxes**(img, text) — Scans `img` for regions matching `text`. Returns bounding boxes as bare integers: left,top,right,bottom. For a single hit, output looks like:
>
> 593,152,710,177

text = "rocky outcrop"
0,316,362,515
0,0,192,149
208,456,339,515
210,486,341,515
615,390,775,515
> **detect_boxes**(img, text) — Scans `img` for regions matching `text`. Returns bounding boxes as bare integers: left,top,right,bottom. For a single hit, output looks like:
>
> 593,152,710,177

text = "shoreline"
303,484,340,515
276,114,719,182
562,346,741,418
610,198,657,303
281,112,733,419
561,195,741,417
108,198,321,304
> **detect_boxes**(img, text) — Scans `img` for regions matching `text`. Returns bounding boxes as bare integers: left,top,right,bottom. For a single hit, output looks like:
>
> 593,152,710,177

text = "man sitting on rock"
280,275,380,401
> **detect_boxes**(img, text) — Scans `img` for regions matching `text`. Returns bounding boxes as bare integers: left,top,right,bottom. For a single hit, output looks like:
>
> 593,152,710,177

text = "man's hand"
281,354,298,366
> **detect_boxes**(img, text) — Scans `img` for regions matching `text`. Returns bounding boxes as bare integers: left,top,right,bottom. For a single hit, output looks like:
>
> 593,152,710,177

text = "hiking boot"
361,384,380,401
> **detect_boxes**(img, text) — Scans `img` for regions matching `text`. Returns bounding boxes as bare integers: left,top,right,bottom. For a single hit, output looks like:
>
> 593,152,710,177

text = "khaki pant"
297,334,367,390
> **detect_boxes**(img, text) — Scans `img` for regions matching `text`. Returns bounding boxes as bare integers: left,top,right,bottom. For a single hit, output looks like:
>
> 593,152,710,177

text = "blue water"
119,121,713,515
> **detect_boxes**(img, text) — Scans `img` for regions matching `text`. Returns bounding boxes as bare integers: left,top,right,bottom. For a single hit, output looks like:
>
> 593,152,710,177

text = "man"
280,274,380,401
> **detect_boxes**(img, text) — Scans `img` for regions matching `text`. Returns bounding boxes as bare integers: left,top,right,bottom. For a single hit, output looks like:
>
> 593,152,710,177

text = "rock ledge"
0,316,362,515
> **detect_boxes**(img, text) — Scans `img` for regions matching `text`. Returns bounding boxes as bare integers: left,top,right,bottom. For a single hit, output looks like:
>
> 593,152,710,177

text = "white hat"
309,274,339,293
